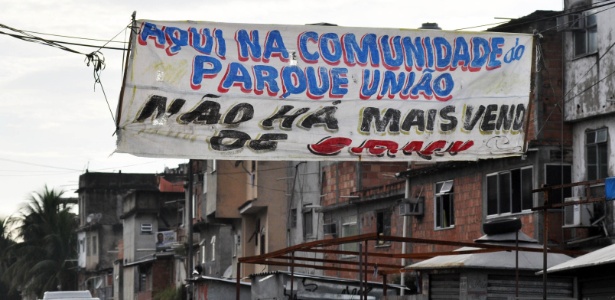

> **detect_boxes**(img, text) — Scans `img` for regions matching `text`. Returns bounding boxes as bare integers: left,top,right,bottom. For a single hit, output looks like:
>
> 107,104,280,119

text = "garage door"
430,273,460,299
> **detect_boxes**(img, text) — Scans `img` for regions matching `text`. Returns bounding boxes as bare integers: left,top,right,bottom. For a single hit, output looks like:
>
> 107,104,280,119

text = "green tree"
2,186,78,298
0,217,19,300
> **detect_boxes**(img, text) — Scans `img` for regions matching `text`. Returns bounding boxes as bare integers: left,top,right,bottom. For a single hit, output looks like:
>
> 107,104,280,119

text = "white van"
42,291,100,300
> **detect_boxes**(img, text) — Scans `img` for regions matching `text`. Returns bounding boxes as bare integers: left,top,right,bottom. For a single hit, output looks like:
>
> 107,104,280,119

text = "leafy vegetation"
1,186,78,298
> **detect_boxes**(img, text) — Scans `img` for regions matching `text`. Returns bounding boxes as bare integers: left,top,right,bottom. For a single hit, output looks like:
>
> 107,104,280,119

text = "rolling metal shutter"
580,276,615,299
430,273,460,299
487,274,573,299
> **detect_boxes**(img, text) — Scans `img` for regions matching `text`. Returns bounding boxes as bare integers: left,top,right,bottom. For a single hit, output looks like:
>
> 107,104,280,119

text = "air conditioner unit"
556,13,585,31
563,197,592,227
323,223,337,235
399,197,424,216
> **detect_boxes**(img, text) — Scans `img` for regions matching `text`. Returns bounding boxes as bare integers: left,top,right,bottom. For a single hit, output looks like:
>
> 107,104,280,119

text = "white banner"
116,20,533,162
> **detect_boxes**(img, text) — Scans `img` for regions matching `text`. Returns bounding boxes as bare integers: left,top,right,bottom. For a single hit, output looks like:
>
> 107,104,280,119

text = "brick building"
316,10,572,293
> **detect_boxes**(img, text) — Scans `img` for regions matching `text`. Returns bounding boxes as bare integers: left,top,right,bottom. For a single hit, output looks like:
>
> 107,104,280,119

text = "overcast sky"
0,0,563,218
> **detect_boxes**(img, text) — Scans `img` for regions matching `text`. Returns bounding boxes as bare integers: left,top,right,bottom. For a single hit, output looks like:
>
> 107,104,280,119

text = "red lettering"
308,137,474,159
447,140,474,155
350,140,398,157
307,137,352,155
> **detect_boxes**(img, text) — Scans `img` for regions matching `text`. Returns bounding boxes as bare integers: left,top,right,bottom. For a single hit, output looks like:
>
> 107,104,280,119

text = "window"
586,128,608,180
210,236,216,261
232,234,240,258
290,208,297,228
435,180,455,229
341,215,358,252
303,205,313,238
376,210,391,245
202,169,208,194
487,167,533,216
201,245,206,264
545,165,572,205
259,230,266,255
91,235,97,255
574,12,597,57
141,223,153,234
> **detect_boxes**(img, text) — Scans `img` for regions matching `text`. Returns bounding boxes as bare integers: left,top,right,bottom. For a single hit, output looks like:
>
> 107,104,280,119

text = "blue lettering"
263,30,289,62
306,67,330,99
470,37,490,71
298,31,319,63
487,37,504,70
214,29,226,58
253,65,280,96
432,73,454,101
402,37,426,71
330,68,348,97
236,30,261,61
320,33,342,65
219,62,253,93
138,22,165,47
380,35,404,70
434,37,452,71
281,66,307,98
411,70,434,99
360,69,380,100
164,26,189,55
189,28,214,54
342,33,379,66
424,37,435,69
191,55,222,90
379,71,406,99
451,37,470,71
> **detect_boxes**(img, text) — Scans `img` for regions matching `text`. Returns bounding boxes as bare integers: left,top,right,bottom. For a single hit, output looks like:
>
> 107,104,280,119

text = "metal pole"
290,251,295,300
364,240,368,300
382,274,388,296
235,262,241,300
115,11,136,130
401,176,410,295
516,230,519,298
542,189,549,300
358,243,363,300
187,160,194,300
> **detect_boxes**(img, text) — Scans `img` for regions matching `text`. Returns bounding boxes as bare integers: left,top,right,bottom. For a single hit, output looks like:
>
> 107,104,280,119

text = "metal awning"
235,232,580,300
545,243,615,274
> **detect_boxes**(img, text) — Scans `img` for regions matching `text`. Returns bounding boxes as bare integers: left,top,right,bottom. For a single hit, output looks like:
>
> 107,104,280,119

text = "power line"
0,158,82,172
22,29,127,45
0,31,125,50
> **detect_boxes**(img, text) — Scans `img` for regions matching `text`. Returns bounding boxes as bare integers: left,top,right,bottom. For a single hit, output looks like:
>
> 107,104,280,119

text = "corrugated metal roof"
546,243,615,274
407,231,570,271
407,247,571,271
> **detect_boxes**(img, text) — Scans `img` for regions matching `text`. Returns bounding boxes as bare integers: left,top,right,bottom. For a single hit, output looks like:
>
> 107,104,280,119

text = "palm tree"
2,186,78,298
0,217,19,300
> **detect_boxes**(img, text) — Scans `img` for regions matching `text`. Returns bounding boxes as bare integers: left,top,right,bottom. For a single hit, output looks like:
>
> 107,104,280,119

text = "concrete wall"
193,278,251,300
563,0,615,122
216,160,250,219
563,0,615,236
251,272,398,300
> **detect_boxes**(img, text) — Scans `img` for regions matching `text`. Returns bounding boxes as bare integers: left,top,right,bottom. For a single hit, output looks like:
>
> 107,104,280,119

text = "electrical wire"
0,158,82,172
21,29,127,45
0,20,134,127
